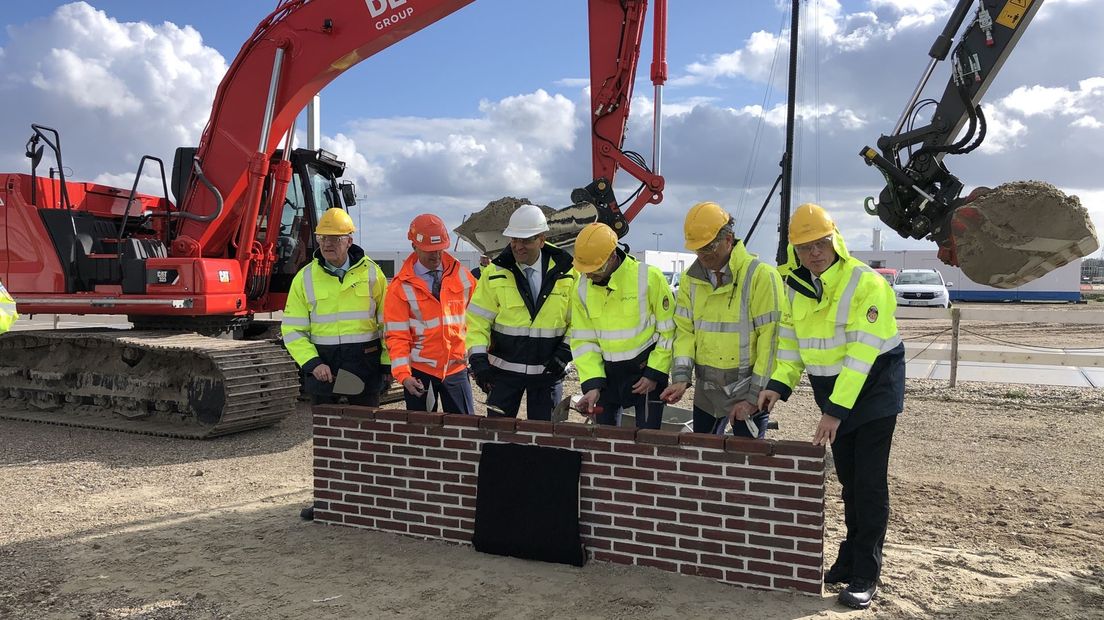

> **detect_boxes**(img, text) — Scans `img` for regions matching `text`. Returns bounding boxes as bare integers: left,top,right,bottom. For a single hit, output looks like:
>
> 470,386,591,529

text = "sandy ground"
2,310,1104,618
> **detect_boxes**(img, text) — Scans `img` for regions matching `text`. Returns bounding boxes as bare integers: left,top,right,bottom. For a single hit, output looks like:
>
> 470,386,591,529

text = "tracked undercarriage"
0,329,299,438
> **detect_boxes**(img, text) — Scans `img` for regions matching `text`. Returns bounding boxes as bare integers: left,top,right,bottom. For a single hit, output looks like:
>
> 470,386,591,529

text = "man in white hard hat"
466,204,578,420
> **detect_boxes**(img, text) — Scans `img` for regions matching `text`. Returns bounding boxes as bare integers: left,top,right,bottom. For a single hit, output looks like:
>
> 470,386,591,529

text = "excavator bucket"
455,197,601,256
940,181,1099,289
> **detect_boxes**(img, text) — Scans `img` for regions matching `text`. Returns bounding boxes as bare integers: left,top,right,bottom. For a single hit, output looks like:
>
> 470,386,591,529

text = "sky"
1,0,1102,261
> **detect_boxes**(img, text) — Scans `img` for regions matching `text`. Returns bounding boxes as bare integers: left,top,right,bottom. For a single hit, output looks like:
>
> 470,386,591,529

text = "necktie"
429,269,441,299
713,269,726,288
333,268,346,280
524,267,539,301
813,277,823,298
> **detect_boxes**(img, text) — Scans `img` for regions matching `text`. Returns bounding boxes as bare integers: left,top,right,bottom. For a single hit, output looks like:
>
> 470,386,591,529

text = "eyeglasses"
316,235,351,246
794,236,833,254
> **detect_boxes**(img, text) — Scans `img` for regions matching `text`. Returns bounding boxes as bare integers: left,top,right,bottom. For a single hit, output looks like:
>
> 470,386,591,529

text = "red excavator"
0,0,668,436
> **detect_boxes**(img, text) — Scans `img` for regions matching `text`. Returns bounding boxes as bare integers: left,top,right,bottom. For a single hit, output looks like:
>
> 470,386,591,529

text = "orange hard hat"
407,214,451,251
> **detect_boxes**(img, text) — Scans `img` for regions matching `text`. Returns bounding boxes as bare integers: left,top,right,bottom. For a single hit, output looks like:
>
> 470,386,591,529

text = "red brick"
314,467,341,480
796,567,823,581
774,577,822,595
375,410,409,422
443,414,481,428
408,524,442,538
330,501,361,514
426,515,460,528
774,470,824,485
460,429,496,442
637,429,681,446
408,412,445,427
439,439,474,451
315,448,343,459
798,459,822,472
679,433,725,450
612,492,656,506
592,526,632,541
773,498,823,514
725,544,771,560
679,487,722,502
773,524,822,540
635,506,677,521
357,442,390,454
441,529,473,542
426,471,461,483
656,522,699,537
375,476,407,488
635,457,678,471
377,432,409,445
595,426,637,441
313,479,329,490
330,481,359,493
330,439,358,450
360,485,393,497
656,471,699,485
425,493,460,505
638,557,678,573
773,551,822,567
679,538,723,554
499,432,533,444
613,467,654,481
748,508,795,523
724,518,770,534
331,460,361,471
359,463,392,475
701,502,745,517
407,458,441,470
593,550,634,565
393,488,427,501
748,561,794,577
535,435,573,448
377,520,409,533
344,514,375,528
478,417,515,432
573,438,613,452
442,506,476,519
725,492,771,507
798,486,824,499
614,443,657,456
554,422,595,437
343,472,374,484
443,484,477,497
593,502,634,516
393,468,428,480
426,426,461,439
594,453,634,466
700,553,745,571
725,437,772,455
613,516,657,532
656,547,698,562
748,535,795,550
771,440,824,458
612,541,654,556
316,427,341,438
580,464,612,477
795,513,823,527
634,482,676,496
581,488,613,501
749,482,795,496
656,497,698,511
680,513,722,528
656,446,698,460
747,455,796,469
376,454,406,466
516,419,555,434
723,570,770,587
699,476,746,491
360,506,391,518
392,511,427,523
432,451,464,463
377,497,407,510
680,565,724,580
314,489,342,501
409,435,443,449
708,529,747,545
594,477,633,491
680,462,723,476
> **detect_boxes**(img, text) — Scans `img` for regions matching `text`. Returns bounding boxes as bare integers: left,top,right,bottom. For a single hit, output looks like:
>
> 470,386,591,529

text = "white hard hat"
502,204,550,238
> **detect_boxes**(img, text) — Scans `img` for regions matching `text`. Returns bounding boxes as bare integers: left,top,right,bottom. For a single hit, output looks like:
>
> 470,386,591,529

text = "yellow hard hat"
315,208,355,235
789,203,834,245
683,201,731,250
573,223,618,273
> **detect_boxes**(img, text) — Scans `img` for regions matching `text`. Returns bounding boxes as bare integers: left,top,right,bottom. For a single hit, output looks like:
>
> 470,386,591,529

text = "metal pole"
777,0,800,265
949,307,960,388
258,47,286,153
307,95,321,151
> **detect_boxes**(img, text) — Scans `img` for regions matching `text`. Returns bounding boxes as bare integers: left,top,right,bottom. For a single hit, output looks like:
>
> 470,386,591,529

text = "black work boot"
823,562,851,585
838,579,878,609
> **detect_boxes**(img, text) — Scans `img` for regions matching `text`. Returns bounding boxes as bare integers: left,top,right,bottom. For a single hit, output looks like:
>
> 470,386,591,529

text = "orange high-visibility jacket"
384,252,476,383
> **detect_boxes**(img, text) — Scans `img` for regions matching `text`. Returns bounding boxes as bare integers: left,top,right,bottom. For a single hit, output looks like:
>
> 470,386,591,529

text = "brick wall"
312,405,825,595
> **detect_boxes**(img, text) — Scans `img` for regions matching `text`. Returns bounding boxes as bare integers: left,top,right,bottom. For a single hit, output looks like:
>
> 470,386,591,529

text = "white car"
893,269,952,308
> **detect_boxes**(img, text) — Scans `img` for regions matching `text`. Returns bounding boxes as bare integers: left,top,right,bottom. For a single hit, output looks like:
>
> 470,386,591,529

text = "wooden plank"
904,343,1104,367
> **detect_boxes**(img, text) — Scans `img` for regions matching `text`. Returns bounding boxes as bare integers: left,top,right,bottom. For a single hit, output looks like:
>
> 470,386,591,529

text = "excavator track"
0,329,299,438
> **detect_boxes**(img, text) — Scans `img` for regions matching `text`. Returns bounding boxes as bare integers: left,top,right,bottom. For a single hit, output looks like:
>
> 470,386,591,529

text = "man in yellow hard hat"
281,207,390,406
659,202,784,438
757,203,904,610
466,205,577,420
0,278,18,333
570,223,675,428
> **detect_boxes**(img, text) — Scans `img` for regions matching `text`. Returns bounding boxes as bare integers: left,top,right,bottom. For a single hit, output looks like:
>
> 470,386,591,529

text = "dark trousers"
403,368,475,415
486,372,562,421
311,390,380,408
595,379,668,429
692,406,769,439
830,414,897,583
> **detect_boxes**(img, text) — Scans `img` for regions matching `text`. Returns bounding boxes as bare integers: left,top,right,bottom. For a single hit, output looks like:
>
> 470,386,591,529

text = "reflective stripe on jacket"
0,280,18,333
672,241,784,417
466,244,577,376
281,245,389,372
767,230,904,433
569,251,675,392
384,252,476,383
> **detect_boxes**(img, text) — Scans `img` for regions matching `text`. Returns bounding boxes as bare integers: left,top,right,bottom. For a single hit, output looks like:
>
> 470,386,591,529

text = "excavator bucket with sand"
454,197,606,256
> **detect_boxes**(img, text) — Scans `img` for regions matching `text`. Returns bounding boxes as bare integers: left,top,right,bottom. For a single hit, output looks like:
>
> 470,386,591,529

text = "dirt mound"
951,181,1099,288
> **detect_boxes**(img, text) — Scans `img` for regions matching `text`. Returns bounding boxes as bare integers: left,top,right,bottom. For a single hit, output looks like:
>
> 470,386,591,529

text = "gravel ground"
2,311,1104,618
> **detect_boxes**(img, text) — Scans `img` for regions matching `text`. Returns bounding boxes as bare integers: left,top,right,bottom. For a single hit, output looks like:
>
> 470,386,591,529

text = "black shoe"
838,579,878,610
300,505,315,521
823,563,850,585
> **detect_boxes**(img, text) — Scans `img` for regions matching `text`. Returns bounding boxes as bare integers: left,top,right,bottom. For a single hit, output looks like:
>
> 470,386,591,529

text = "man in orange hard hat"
384,213,477,414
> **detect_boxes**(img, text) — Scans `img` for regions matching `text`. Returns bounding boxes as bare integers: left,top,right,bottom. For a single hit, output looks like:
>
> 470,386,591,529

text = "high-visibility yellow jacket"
672,241,784,417
281,245,389,382
385,252,476,383
766,231,905,434
570,251,675,393
466,243,577,378
0,279,18,333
